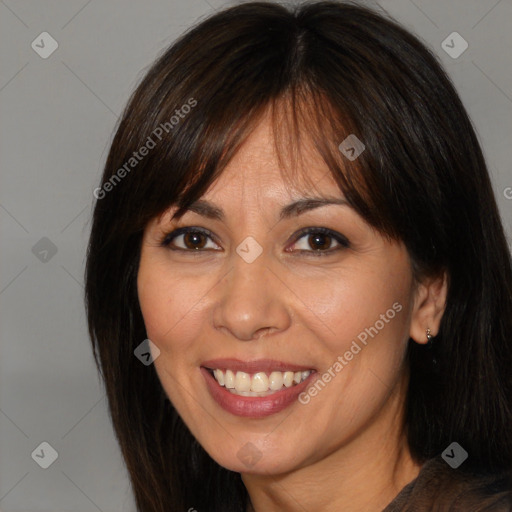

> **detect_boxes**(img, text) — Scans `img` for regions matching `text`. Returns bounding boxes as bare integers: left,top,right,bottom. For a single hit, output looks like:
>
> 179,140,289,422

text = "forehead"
204,111,342,203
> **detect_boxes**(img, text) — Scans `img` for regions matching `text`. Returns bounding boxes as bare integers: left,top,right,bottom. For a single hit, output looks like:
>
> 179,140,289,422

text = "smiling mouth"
206,368,314,397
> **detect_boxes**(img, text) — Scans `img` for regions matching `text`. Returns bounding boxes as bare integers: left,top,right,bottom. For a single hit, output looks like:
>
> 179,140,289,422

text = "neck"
242,377,421,512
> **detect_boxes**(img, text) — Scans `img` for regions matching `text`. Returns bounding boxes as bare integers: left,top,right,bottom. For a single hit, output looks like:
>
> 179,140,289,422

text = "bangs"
155,83,398,247
98,1,422,246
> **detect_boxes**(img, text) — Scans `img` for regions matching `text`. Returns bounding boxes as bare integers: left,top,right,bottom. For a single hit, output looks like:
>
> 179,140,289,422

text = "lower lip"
200,367,315,418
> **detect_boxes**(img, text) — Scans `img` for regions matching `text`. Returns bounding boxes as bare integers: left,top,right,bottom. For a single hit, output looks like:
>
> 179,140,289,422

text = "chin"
201,433,307,475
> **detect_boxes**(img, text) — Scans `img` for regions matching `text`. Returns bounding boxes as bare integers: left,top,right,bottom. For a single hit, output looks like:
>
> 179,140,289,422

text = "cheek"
292,261,413,418
136,257,212,355
328,265,412,393
137,262,170,339
292,261,411,349
292,269,412,440
137,256,181,344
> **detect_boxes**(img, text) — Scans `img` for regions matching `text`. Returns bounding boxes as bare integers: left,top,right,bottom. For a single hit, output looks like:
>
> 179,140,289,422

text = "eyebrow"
171,197,349,222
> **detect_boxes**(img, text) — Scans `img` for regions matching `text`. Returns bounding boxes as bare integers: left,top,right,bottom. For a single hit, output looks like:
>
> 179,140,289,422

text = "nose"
212,249,292,342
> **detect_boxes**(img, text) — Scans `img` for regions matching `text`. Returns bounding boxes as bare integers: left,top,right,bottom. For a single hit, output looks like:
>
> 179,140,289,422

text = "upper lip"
201,358,315,373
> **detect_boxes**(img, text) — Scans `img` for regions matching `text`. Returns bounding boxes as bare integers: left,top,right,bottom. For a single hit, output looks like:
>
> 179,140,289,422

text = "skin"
137,110,448,511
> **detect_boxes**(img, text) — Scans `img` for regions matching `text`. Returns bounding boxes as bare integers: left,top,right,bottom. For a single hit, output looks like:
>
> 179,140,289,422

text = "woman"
85,1,512,510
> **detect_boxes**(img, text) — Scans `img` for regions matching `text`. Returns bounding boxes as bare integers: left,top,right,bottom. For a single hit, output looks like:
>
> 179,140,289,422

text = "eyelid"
160,225,350,255
287,226,350,255
160,226,220,249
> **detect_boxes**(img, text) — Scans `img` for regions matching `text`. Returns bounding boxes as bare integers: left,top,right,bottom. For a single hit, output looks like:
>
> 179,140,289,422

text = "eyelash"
160,226,350,257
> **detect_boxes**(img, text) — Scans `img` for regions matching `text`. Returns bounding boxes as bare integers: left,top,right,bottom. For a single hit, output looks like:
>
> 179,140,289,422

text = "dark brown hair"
85,1,512,510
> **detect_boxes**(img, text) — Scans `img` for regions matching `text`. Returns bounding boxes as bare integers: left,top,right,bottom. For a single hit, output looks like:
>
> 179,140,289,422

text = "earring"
426,327,439,372
426,327,433,347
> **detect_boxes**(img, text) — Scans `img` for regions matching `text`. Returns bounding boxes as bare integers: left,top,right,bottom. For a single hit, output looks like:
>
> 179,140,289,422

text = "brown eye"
183,232,207,249
307,232,332,251
161,227,221,251
289,227,350,256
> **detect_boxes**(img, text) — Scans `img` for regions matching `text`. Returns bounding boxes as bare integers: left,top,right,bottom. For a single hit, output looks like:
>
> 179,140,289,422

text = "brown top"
383,456,512,511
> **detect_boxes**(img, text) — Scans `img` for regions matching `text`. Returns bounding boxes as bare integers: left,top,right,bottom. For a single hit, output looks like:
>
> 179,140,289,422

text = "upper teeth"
212,369,312,396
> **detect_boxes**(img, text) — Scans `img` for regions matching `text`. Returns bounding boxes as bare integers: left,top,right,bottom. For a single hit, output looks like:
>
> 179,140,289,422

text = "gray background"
0,0,511,510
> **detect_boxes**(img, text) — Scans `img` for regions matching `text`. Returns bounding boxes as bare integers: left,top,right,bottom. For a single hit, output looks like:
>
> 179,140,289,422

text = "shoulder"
384,456,512,511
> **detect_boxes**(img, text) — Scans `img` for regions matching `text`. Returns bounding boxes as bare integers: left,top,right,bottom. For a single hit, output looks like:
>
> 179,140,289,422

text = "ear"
409,270,448,344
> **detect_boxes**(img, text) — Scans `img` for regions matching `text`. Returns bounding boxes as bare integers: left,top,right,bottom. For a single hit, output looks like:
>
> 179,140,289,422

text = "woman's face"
137,113,425,476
